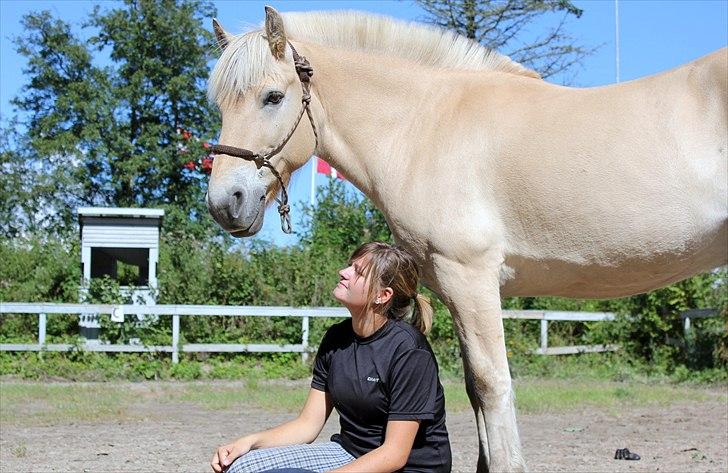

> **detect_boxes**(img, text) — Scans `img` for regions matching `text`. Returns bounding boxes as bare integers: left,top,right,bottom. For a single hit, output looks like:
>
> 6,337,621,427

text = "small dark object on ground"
615,448,641,460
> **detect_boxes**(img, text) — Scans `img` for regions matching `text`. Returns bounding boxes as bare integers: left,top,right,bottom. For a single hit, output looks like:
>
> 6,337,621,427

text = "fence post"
301,315,310,363
172,314,179,364
683,316,691,339
540,319,548,354
38,313,47,347
38,313,47,360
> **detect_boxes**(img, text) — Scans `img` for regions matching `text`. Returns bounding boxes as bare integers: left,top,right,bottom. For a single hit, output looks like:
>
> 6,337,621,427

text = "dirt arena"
1,381,726,472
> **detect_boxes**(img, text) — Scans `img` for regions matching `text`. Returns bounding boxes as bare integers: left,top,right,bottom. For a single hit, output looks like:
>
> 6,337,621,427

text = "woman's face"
333,257,372,309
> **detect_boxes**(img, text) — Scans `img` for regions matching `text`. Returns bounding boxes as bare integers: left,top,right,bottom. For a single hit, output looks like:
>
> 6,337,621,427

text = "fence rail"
0,302,628,362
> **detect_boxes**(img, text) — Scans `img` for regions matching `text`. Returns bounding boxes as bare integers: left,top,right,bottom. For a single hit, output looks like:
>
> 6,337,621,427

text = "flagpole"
309,156,316,207
615,0,620,83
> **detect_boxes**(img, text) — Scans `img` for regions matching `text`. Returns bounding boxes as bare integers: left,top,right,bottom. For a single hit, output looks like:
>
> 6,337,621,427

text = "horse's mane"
281,11,539,78
209,10,539,105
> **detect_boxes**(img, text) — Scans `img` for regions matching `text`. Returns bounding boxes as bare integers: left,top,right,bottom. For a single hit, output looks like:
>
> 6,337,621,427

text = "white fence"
0,302,623,362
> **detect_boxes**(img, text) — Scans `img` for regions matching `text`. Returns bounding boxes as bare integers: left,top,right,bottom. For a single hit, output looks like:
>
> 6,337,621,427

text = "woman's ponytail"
411,293,433,335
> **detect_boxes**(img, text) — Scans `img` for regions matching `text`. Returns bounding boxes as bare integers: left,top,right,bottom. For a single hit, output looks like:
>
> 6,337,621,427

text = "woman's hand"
209,389,331,472
211,437,253,473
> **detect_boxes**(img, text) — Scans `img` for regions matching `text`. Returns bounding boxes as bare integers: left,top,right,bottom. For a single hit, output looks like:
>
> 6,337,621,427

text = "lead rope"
209,42,317,234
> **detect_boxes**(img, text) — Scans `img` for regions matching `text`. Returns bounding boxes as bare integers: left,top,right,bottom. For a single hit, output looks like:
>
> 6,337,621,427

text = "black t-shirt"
311,318,451,473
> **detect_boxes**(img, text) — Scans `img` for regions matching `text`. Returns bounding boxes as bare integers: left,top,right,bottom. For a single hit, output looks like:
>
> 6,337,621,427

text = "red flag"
316,158,345,180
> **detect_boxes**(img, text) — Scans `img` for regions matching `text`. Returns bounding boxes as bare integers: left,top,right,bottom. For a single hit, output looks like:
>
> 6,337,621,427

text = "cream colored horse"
206,7,728,472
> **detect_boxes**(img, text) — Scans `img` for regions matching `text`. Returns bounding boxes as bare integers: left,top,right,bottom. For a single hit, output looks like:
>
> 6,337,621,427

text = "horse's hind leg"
434,255,526,473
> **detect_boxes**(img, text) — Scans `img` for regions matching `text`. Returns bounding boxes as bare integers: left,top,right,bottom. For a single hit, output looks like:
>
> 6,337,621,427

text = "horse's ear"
264,5,287,60
212,18,231,50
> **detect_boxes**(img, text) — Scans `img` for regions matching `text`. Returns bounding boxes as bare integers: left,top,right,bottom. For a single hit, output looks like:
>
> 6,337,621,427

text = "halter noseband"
210,43,318,234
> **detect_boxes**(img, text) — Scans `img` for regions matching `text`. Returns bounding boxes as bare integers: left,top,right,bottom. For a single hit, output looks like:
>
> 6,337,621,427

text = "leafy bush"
0,234,80,302
0,180,725,382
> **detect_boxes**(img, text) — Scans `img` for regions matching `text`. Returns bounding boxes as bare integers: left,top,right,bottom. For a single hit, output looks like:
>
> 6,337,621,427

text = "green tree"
0,122,35,237
299,179,392,257
415,0,594,80
3,0,218,237
1,12,98,236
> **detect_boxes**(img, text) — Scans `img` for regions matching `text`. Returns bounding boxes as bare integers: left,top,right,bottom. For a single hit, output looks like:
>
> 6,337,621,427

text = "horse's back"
694,47,727,100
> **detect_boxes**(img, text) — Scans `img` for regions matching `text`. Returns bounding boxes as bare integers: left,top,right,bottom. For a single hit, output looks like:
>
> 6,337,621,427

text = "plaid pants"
226,442,355,473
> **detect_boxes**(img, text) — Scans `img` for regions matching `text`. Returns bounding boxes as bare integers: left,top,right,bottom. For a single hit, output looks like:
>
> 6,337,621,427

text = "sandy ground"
1,382,726,473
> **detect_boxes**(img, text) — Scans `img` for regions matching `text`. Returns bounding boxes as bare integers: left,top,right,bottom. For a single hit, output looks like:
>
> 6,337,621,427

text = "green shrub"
0,181,725,382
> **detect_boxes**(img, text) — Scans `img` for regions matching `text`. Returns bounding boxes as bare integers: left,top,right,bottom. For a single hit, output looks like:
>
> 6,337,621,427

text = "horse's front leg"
434,255,525,473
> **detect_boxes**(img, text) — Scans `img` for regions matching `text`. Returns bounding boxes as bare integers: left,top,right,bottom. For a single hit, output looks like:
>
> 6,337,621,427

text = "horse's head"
207,6,316,237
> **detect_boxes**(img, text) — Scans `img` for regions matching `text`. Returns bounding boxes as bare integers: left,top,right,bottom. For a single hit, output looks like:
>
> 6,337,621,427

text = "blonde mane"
282,11,538,77
209,10,539,105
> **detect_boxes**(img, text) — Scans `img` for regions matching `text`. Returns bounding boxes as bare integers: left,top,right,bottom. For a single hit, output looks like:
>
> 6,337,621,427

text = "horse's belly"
500,221,727,298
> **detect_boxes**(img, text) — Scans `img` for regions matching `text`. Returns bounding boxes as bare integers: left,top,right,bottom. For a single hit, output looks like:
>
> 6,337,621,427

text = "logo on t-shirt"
366,376,380,383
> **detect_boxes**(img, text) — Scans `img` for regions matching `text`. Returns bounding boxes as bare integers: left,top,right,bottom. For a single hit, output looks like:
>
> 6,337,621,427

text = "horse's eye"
265,91,284,105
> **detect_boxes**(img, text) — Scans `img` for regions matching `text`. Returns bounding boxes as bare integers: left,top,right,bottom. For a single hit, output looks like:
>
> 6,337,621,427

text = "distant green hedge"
1,180,726,379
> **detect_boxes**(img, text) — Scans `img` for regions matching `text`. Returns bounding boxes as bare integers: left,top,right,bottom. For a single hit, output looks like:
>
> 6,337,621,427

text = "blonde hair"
349,242,433,335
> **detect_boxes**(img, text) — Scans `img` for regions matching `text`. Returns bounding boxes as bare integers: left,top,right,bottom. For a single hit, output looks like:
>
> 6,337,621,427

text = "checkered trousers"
226,441,355,473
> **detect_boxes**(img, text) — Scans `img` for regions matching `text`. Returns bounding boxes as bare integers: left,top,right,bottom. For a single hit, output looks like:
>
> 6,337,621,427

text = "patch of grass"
0,352,311,381
0,383,136,425
441,379,725,414
173,381,309,412
505,351,728,384
0,380,310,426
514,380,714,414
11,444,27,458
2,379,724,427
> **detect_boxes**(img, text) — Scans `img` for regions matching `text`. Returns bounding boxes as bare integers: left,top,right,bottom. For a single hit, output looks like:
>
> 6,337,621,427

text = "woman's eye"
265,91,284,105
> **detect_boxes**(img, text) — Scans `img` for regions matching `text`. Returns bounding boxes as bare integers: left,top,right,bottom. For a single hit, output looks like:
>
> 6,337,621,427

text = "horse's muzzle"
206,185,265,236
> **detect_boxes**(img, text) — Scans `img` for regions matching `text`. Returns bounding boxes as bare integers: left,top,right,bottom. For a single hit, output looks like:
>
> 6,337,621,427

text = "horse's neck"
306,44,429,206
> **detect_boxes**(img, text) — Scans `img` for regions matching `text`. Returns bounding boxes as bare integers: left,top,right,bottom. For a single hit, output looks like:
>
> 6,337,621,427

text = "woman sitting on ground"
211,242,452,473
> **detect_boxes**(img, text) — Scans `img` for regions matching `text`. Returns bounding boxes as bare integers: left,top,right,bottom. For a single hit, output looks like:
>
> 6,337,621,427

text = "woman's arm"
211,388,333,472
329,420,420,473
249,388,334,448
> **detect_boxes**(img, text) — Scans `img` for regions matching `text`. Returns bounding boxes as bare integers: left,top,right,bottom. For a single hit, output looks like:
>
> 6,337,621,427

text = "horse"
205,7,728,472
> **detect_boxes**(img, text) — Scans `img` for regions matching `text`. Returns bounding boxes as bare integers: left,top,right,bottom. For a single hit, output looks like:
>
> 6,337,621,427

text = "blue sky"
1,0,727,245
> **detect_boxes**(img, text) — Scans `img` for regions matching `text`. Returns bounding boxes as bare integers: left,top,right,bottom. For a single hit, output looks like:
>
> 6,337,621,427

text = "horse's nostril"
230,190,244,219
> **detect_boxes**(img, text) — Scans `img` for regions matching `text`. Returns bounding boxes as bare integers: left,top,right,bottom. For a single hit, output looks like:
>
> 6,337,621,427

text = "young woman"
211,242,451,473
